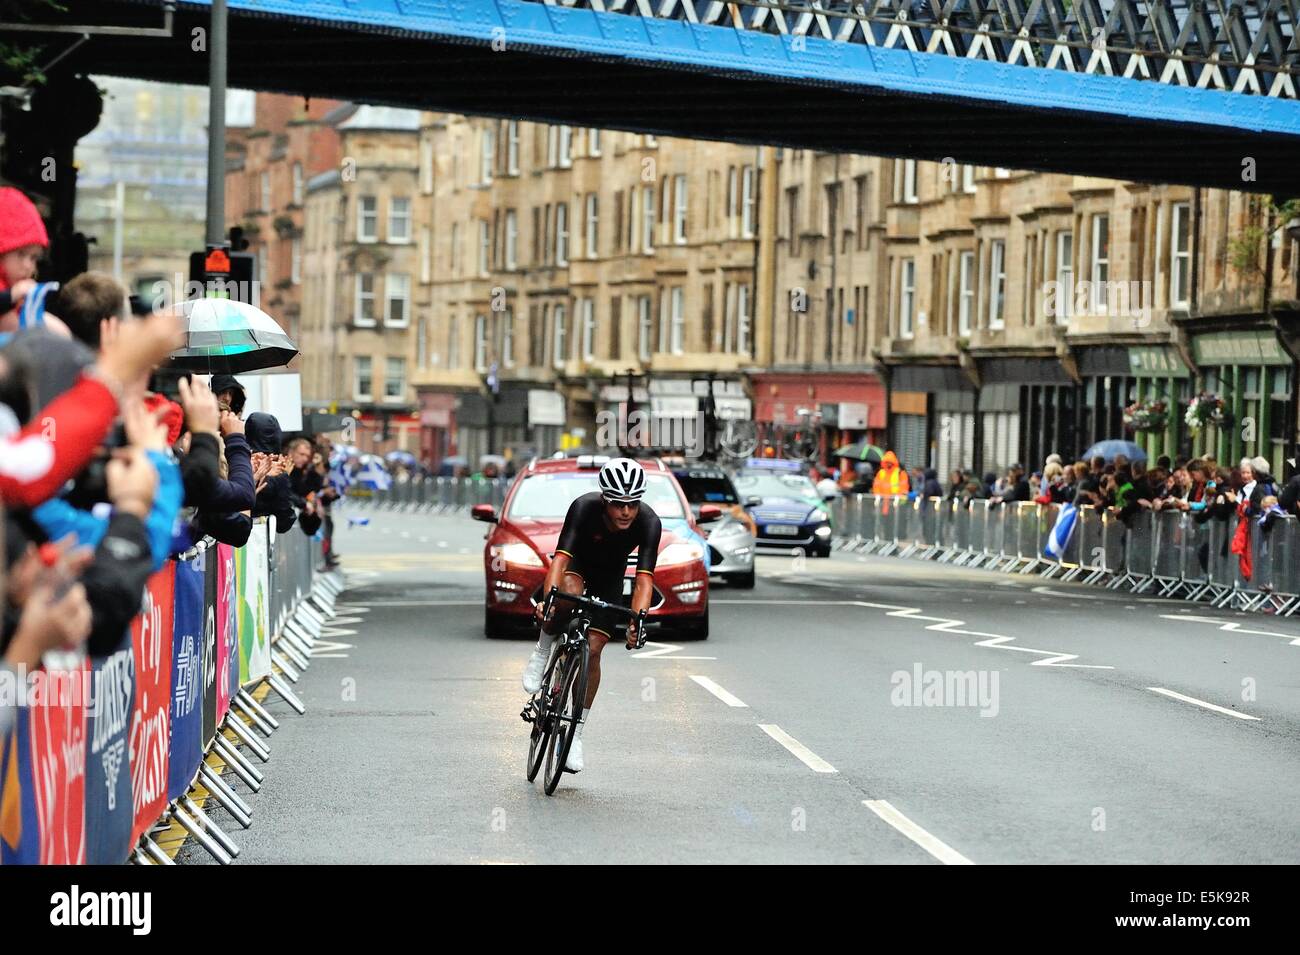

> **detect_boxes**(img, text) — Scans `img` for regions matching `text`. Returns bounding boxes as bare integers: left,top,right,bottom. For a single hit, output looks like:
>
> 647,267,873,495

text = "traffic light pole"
205,0,228,247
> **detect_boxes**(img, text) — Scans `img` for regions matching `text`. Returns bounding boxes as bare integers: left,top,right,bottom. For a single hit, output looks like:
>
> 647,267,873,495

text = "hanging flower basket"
1123,399,1168,433
1185,393,1229,433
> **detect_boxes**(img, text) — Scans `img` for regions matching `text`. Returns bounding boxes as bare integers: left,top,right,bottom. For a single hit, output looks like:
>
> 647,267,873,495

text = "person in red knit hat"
0,186,71,338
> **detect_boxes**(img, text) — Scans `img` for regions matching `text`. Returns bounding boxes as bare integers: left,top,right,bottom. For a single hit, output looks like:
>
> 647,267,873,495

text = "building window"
895,159,918,204
505,210,518,270
420,138,434,194
1055,231,1073,323
659,286,685,354
585,193,599,260
673,174,688,244
1171,201,1191,307
292,163,304,205
291,237,302,285
478,220,490,277
988,239,1006,329
958,250,974,336
385,274,410,327
740,165,756,238
353,356,372,400
642,186,655,254
637,295,652,363
481,126,495,184
355,274,376,326
552,304,567,368
385,357,405,401
899,259,915,338
580,298,596,360
475,314,488,372
725,282,752,355
962,165,976,194
502,311,515,367
558,126,572,168
589,127,602,157
555,202,569,266
503,121,519,174
358,196,378,242
1091,213,1110,311
260,171,271,212
388,197,411,243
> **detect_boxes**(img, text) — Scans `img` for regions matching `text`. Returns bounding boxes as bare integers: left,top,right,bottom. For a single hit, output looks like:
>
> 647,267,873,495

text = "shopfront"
1190,329,1295,477
750,372,885,463
1126,344,1192,463
887,365,972,475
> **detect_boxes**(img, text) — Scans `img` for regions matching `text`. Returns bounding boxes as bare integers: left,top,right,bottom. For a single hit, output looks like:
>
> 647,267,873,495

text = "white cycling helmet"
598,457,647,503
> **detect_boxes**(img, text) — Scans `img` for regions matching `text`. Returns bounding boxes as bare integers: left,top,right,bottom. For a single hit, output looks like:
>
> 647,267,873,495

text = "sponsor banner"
202,547,218,747
239,524,273,684
2,661,90,865
216,544,236,722
168,554,205,801
85,634,136,865
129,565,175,846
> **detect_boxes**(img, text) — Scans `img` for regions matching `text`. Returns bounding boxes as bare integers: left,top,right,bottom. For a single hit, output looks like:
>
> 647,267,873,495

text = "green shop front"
1125,345,1192,464
1188,330,1295,478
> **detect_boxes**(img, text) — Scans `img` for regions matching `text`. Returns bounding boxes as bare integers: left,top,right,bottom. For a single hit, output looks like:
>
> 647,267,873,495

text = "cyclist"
521,457,662,773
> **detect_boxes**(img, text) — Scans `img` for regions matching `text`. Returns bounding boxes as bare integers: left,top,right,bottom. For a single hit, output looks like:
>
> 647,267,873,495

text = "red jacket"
0,375,118,508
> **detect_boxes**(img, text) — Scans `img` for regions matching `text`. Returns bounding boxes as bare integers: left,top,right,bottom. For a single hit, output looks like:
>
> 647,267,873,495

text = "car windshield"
675,473,739,505
507,472,685,520
735,472,818,501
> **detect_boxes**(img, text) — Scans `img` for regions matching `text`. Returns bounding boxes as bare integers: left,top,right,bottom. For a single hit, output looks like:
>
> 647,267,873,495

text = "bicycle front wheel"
543,643,588,795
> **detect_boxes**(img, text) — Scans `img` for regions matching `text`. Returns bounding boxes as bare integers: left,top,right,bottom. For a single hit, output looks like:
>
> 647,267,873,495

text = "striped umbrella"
168,298,298,373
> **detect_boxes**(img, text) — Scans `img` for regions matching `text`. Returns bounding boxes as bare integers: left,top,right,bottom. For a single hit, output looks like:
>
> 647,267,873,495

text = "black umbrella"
832,441,884,465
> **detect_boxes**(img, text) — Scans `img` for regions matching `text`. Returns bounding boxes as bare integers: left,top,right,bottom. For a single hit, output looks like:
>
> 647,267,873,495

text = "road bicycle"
520,587,648,795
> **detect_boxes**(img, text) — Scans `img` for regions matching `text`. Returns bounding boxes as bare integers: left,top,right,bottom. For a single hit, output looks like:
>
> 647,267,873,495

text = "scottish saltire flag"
1045,503,1078,560
355,457,392,491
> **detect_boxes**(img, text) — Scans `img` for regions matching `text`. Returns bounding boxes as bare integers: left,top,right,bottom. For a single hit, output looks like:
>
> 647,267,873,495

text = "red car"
471,455,720,639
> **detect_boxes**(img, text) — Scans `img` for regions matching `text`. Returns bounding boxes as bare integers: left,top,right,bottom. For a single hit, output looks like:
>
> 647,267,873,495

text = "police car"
665,460,758,589
732,458,834,558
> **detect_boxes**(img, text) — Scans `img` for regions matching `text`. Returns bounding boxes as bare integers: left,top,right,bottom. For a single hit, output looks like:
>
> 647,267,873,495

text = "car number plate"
767,525,799,536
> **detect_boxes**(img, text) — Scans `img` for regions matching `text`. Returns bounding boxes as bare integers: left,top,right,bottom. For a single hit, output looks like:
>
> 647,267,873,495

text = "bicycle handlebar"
542,586,650,650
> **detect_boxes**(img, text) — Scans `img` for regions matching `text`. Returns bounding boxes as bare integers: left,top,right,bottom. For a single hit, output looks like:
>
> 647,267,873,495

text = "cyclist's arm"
627,516,662,643
536,496,585,621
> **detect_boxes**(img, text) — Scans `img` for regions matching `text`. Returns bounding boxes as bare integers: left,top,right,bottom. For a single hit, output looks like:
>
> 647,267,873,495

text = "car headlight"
489,541,543,568
807,510,829,523
659,541,705,566
711,519,748,538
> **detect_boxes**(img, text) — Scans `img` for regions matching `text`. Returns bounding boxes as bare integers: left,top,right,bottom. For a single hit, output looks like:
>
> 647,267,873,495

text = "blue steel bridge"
12,0,1300,193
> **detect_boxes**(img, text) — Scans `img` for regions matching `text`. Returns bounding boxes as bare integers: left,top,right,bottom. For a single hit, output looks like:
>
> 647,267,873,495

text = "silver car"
668,463,757,589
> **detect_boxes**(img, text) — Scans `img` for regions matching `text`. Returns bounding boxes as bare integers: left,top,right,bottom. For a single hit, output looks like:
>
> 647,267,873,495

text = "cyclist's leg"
584,626,610,708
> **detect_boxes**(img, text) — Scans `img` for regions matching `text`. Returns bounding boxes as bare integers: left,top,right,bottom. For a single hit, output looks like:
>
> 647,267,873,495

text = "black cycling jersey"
555,491,662,594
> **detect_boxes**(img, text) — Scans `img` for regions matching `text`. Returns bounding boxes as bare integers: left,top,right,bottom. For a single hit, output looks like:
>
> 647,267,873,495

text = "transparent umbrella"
167,298,298,373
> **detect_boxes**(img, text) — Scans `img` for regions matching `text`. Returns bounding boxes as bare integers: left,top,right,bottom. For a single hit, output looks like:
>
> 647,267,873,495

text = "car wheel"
485,609,514,638
816,544,833,558
725,569,756,589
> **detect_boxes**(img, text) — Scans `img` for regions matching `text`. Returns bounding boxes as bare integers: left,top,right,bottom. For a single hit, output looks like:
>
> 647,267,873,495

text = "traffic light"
188,243,257,304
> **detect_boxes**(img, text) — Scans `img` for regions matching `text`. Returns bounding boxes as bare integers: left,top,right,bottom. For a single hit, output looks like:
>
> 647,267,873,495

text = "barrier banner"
168,554,206,801
202,548,218,747
239,525,272,684
129,564,176,845
84,633,136,865
216,544,237,722
1,661,89,864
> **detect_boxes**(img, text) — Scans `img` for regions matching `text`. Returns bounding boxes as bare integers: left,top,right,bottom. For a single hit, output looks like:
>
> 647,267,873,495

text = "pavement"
179,504,1300,864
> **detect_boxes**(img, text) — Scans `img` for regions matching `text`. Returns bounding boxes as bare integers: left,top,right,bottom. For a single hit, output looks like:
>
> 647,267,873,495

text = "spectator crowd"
0,186,341,739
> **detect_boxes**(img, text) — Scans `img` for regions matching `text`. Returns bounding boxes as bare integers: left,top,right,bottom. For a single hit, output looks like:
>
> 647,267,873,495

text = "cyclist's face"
604,498,639,529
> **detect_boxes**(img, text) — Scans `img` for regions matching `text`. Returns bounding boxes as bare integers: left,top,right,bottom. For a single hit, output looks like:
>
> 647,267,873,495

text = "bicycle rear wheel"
543,642,588,795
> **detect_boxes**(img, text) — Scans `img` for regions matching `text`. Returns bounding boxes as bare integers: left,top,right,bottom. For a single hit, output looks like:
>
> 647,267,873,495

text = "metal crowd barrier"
834,494,1300,618
348,476,512,513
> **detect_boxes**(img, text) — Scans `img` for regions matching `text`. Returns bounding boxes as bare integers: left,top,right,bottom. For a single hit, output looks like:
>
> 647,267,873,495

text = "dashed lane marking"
1148,687,1260,722
1159,614,1300,647
758,724,837,773
862,800,975,865
689,675,748,707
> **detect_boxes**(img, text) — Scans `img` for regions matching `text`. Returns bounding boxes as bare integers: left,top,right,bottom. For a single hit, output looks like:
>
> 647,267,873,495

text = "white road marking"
862,800,974,865
712,599,1113,669
1159,614,1300,647
1147,687,1260,721
632,641,716,661
758,724,837,773
689,675,748,707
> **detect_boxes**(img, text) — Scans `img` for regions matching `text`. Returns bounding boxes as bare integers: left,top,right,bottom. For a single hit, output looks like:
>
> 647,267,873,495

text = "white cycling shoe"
521,647,549,694
565,737,584,773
